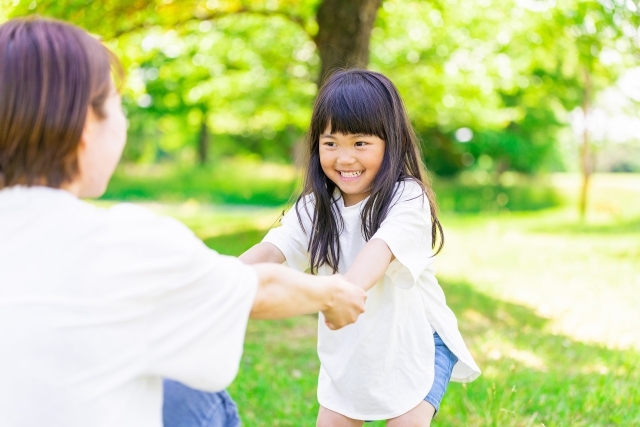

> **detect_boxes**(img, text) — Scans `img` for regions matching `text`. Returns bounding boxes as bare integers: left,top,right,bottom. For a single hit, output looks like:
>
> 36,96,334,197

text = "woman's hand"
250,264,365,328
321,274,367,330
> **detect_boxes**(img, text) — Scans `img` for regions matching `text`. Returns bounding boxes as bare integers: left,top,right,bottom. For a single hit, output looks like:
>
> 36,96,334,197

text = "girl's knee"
317,406,364,427
385,401,435,427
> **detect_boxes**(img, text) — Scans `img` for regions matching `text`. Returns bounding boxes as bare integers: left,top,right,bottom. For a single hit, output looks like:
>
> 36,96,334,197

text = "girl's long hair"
297,69,444,274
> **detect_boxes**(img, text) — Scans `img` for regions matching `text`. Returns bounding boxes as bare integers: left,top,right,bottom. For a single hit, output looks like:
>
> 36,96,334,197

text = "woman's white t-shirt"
0,186,258,427
263,180,480,420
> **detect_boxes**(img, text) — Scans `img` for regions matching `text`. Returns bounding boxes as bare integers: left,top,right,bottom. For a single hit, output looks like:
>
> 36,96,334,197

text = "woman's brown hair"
0,17,123,189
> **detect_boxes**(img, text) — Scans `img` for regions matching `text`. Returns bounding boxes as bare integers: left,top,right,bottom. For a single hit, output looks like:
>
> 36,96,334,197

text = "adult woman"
0,17,366,427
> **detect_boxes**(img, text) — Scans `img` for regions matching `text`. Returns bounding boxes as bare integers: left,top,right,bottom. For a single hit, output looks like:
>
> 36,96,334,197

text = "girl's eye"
355,141,368,147
322,141,336,147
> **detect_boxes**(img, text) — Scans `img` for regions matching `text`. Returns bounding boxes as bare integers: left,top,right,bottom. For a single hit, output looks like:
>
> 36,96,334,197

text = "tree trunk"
315,0,383,84
579,69,591,221
198,116,209,166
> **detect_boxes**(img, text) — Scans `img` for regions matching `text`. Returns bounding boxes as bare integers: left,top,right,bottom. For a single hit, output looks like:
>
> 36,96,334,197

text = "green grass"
116,172,640,426
433,173,562,213
208,282,640,427
102,160,298,206
102,160,564,212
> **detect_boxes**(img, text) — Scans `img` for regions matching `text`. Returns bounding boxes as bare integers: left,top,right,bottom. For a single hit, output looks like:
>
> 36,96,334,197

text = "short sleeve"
262,198,312,272
371,181,432,289
105,204,258,392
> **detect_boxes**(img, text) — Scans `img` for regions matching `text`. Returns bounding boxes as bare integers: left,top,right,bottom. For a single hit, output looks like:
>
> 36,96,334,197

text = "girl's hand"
321,274,367,330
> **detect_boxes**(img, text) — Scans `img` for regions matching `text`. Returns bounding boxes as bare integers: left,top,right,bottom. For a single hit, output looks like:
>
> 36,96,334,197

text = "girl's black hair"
296,69,444,273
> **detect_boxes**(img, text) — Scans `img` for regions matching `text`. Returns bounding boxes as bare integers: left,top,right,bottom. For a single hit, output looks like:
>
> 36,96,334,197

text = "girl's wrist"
317,276,334,312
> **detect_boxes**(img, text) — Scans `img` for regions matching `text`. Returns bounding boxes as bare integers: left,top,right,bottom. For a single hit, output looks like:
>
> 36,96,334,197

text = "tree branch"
111,7,313,41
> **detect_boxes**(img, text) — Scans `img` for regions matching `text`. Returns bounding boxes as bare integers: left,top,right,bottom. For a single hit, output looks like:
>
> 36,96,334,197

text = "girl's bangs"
315,78,388,140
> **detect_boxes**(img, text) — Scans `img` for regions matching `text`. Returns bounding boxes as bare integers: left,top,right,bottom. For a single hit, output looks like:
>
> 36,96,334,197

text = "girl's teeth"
340,171,362,178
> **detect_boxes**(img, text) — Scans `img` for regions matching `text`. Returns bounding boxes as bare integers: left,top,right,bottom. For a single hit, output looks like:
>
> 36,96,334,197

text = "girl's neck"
342,191,370,207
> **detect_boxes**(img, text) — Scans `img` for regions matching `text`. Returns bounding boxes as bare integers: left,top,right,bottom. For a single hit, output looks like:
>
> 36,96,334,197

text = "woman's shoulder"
106,203,200,251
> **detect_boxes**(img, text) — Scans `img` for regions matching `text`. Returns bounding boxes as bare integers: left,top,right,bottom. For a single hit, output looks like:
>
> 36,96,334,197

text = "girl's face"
319,127,385,207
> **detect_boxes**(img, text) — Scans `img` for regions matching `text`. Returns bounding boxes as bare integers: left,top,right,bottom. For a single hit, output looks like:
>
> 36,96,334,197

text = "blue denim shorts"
366,332,457,422
424,332,457,415
163,379,240,427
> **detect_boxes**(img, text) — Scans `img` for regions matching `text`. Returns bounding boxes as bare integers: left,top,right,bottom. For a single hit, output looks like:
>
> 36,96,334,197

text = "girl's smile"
337,170,363,180
319,129,385,207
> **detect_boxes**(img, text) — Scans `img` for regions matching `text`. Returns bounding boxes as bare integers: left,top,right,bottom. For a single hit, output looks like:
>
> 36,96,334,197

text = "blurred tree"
198,114,210,165
7,0,385,163
7,1,319,163
5,0,639,182
371,0,639,180
538,0,638,218
316,0,382,83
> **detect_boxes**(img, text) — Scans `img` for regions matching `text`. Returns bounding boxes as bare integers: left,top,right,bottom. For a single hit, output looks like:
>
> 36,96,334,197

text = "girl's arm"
240,242,286,264
344,238,395,292
244,238,393,292
250,263,366,330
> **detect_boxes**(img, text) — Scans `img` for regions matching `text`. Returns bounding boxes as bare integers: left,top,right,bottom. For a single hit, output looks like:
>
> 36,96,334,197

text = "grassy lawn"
118,172,640,426
102,160,563,213
103,160,299,206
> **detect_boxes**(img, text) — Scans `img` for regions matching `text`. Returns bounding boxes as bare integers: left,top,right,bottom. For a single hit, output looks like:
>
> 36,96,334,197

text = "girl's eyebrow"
320,133,370,138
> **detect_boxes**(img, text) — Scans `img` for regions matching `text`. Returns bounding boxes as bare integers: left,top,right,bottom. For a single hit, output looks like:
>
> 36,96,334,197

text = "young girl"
240,70,480,425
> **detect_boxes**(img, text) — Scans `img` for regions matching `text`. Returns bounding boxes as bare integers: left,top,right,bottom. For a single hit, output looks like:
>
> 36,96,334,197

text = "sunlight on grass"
480,336,548,372
95,199,284,241
151,200,283,241
415,174,640,352
437,207,640,350
551,173,640,222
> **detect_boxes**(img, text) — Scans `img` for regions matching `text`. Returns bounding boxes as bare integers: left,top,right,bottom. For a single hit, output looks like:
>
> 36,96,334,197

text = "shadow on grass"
201,227,640,426
441,279,640,426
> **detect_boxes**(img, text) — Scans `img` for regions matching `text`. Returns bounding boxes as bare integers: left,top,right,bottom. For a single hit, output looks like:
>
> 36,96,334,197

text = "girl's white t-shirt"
263,180,480,420
0,186,258,427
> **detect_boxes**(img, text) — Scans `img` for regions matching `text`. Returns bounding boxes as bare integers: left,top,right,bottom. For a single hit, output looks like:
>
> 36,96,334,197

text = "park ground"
101,170,640,426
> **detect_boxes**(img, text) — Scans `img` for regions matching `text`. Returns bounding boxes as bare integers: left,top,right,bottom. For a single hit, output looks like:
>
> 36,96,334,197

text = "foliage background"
5,0,640,177
2,1,640,425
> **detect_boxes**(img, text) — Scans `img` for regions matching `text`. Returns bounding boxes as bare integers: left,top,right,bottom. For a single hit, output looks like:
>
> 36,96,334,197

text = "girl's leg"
162,379,241,427
317,405,364,427
386,332,456,426
385,401,435,427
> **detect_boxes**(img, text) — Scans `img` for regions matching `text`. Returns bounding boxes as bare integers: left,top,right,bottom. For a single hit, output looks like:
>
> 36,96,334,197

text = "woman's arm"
250,263,366,330
344,238,395,292
240,242,286,264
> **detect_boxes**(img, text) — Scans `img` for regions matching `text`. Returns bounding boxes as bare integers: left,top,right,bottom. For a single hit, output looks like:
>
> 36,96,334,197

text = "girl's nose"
336,149,356,165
